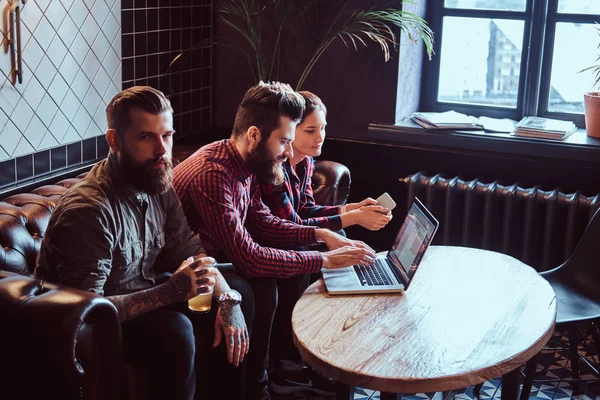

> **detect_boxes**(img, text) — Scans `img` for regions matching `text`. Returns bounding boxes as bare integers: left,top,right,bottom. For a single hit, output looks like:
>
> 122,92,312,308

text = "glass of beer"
188,286,214,314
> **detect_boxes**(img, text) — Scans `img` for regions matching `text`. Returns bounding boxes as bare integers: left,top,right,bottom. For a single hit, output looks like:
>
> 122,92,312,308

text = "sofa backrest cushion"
311,160,351,207
0,175,87,276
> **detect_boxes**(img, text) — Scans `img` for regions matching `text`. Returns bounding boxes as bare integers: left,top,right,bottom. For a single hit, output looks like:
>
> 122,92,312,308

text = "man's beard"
247,140,285,186
118,148,173,195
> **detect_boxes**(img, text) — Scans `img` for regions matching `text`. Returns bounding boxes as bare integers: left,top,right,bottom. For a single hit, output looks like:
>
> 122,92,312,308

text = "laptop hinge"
387,253,407,285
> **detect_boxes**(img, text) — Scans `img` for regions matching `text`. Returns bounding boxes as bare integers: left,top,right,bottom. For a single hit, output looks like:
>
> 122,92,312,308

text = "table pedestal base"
501,368,520,400
334,370,523,400
380,392,403,400
335,384,455,400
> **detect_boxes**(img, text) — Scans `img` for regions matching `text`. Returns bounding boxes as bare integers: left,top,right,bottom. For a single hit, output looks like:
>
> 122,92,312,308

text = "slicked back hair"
232,81,306,140
298,91,327,121
106,86,173,137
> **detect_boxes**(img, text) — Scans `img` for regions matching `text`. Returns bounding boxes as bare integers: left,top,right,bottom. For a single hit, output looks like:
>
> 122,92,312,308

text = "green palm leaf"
216,0,435,89
297,7,434,89
219,0,267,82
580,23,600,92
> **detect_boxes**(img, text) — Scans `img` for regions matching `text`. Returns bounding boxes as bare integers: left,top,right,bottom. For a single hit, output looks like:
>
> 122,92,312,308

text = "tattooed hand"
108,256,218,322
213,303,249,367
171,256,218,301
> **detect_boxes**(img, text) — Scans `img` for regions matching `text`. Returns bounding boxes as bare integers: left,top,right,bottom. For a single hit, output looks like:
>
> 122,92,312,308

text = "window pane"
444,0,526,12
548,23,599,114
438,17,524,108
558,1,600,15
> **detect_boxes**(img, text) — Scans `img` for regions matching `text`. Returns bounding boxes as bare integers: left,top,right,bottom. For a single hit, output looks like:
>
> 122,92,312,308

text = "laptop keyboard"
354,259,395,286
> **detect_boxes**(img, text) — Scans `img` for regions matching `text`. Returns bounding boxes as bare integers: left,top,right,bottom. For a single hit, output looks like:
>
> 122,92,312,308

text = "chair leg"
590,320,600,365
519,355,538,400
569,324,583,395
335,381,354,400
473,383,483,398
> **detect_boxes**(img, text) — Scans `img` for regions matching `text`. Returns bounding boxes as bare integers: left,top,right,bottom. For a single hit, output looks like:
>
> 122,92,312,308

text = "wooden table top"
292,246,557,393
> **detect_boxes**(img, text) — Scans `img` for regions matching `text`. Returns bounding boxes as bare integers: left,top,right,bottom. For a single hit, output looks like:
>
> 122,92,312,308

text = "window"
422,0,600,127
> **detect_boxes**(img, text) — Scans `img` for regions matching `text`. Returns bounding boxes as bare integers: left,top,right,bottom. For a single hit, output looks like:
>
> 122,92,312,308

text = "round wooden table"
292,246,557,400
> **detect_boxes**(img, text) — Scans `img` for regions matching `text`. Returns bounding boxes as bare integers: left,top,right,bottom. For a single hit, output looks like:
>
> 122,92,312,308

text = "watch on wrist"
217,289,242,305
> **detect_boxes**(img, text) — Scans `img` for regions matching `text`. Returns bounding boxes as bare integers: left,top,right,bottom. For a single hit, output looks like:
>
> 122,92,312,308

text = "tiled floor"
272,328,600,400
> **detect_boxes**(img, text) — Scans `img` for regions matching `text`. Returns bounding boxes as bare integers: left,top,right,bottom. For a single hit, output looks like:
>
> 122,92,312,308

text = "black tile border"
123,3,212,11
83,137,97,162
122,10,134,33
67,142,82,166
0,163,97,199
51,146,67,172
16,154,33,182
97,136,110,159
34,150,51,177
0,159,16,188
0,137,107,191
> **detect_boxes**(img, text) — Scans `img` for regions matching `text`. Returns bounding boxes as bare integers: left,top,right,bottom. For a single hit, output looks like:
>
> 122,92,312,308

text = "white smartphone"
376,192,397,211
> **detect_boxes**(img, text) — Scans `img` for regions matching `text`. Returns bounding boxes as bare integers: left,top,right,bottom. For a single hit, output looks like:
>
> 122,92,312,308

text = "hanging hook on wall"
8,0,27,85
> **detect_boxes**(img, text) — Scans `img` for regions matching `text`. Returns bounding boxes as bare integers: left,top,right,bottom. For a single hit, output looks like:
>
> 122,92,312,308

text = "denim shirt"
35,155,204,296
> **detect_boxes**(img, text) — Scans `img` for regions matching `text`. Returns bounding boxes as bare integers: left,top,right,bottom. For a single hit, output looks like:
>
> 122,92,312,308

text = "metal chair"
520,207,600,399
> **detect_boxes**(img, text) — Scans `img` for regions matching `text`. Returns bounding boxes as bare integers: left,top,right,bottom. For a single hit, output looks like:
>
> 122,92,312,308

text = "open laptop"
322,197,439,295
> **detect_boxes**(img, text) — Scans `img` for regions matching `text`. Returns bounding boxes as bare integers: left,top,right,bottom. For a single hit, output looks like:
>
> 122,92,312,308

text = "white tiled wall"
0,0,121,161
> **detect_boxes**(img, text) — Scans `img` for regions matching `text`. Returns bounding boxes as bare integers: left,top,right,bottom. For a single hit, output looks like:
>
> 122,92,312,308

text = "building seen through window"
423,0,600,126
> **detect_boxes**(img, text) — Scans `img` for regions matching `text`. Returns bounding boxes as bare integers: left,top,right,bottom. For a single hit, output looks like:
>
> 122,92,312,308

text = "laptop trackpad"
322,266,360,290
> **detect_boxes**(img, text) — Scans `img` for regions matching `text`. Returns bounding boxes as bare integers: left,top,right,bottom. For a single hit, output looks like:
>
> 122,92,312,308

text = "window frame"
421,0,598,127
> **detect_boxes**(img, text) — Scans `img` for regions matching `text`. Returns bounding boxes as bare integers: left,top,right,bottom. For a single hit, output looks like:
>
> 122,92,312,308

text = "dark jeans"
268,229,347,367
122,270,253,400
122,308,196,400
271,274,311,362
243,273,310,398
231,229,346,399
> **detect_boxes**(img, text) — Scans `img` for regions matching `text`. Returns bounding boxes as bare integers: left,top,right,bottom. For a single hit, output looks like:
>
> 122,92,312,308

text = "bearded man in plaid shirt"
173,81,376,400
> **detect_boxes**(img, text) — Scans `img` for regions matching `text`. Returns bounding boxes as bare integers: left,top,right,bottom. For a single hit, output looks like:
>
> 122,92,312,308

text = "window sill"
367,120,600,167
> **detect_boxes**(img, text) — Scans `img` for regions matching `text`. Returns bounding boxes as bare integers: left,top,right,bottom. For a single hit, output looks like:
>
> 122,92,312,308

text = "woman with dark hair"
260,91,392,397
260,90,392,233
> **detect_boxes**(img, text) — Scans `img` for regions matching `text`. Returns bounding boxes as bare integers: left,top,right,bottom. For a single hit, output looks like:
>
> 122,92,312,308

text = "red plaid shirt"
172,139,323,278
260,157,342,231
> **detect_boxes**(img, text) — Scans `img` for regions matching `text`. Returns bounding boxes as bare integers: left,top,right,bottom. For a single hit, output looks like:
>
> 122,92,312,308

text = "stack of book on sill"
410,111,516,133
512,117,577,141
411,111,484,130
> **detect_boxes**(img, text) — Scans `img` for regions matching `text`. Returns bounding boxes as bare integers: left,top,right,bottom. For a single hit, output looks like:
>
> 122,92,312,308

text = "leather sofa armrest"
0,271,123,400
312,160,352,207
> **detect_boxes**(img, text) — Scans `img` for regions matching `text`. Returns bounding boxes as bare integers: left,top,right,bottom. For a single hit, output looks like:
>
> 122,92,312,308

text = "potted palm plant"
217,0,434,90
581,24,600,138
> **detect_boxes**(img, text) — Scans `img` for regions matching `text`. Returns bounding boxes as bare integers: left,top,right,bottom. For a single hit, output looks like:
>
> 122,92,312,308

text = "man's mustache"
145,156,173,167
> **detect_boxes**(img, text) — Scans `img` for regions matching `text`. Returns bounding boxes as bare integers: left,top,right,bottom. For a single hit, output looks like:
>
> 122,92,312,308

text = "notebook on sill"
322,197,439,295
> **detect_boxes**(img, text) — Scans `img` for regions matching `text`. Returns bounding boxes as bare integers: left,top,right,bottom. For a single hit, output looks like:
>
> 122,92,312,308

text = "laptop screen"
389,198,439,284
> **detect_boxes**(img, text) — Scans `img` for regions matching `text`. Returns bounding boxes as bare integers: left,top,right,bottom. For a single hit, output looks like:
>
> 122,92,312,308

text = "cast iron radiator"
405,171,600,272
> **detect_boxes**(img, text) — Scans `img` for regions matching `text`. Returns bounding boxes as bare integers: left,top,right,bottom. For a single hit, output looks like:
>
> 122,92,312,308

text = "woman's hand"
346,197,378,212
351,206,393,231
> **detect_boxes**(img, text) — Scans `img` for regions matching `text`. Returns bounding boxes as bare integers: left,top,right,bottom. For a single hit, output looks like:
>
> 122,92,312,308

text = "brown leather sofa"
0,173,123,400
0,156,350,399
